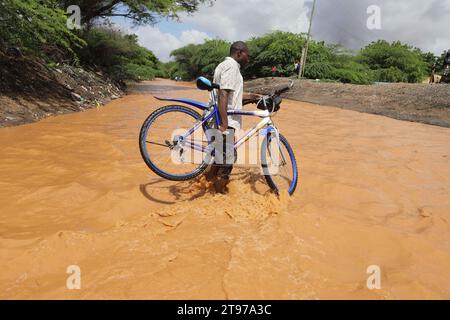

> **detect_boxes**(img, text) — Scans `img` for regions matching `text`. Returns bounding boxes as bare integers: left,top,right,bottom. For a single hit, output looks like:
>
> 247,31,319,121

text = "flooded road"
1,79,449,299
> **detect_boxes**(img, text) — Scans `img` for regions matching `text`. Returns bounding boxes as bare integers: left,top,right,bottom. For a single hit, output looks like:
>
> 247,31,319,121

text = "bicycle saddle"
196,77,220,91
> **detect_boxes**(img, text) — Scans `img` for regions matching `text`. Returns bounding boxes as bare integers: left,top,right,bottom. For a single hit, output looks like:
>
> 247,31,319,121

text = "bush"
78,27,161,82
165,32,436,85
244,31,306,78
358,40,428,83
330,68,372,84
372,67,407,83
170,31,376,84
304,62,334,79
0,0,85,61
330,60,373,84
171,39,228,79
158,61,189,80
110,63,156,82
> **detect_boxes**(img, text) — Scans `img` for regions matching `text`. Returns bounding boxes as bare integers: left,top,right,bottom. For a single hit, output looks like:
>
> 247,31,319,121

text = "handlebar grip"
276,86,290,95
243,99,255,106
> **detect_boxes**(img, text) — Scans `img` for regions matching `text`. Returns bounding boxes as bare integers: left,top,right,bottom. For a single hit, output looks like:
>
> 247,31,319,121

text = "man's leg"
206,128,235,184
206,164,220,181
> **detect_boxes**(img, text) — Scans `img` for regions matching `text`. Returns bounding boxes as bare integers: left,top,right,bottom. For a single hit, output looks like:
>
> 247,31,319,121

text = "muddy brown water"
0,79,449,299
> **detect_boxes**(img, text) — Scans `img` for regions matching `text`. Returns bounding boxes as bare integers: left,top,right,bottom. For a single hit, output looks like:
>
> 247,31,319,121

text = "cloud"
179,29,211,44
130,0,449,61
134,27,210,61
131,0,311,61
182,0,310,40
180,0,449,55
309,0,450,54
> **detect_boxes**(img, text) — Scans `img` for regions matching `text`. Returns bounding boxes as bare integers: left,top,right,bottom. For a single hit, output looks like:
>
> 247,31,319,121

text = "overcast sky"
119,0,450,62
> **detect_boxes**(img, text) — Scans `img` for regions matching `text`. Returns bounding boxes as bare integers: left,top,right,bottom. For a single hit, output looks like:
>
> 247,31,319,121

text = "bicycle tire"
261,133,298,195
139,105,210,181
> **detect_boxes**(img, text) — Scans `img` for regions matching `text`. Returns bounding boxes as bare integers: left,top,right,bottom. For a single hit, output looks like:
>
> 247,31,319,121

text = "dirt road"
246,78,450,128
1,79,449,299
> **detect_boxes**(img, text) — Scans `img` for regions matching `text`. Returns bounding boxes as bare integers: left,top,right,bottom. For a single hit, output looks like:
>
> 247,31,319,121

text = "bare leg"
206,164,220,181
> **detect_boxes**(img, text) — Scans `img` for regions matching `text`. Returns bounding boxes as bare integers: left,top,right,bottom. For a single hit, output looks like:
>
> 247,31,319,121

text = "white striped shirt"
210,57,243,130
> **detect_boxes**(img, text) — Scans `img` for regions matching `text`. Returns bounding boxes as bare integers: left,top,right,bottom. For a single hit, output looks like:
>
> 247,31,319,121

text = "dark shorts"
213,128,235,179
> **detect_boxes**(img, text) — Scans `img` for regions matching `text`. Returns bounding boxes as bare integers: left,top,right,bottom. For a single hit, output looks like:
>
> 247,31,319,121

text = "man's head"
230,41,249,67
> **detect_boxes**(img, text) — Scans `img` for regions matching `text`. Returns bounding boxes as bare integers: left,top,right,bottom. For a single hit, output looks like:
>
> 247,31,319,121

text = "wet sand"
0,79,449,299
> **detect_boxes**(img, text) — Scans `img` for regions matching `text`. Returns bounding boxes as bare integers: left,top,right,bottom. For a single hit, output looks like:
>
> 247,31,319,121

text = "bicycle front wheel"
139,105,210,181
261,132,298,195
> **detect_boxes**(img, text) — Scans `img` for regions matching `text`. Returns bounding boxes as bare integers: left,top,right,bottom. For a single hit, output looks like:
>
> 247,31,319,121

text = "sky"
117,0,450,62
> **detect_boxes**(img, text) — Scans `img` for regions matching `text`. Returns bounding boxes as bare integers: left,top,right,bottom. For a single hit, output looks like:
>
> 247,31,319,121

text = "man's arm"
218,91,262,132
218,89,231,132
243,92,263,101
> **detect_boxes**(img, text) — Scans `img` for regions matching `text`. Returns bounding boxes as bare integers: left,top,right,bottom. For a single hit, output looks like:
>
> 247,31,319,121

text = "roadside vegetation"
0,0,209,84
167,32,447,84
0,1,446,85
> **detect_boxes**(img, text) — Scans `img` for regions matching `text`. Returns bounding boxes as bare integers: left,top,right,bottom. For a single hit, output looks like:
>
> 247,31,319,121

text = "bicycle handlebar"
273,80,294,96
244,80,295,106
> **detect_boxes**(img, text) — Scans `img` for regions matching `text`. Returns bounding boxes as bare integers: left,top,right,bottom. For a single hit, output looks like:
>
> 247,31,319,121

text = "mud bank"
0,52,124,128
246,78,450,128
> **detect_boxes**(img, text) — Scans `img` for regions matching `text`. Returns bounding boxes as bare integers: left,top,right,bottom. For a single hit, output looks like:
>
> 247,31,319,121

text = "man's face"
236,48,250,67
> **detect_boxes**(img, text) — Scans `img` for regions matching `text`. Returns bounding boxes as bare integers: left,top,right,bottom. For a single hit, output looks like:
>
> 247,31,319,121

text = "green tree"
170,44,202,80
244,31,306,78
170,40,229,80
302,41,334,79
434,51,449,74
167,33,437,85
158,61,186,79
191,39,229,77
169,31,375,84
322,45,374,84
79,27,161,81
0,0,85,59
421,51,438,73
330,61,374,84
57,0,214,26
358,40,428,83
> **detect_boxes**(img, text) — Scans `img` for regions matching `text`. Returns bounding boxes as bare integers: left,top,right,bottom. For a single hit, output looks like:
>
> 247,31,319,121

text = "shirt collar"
226,56,241,70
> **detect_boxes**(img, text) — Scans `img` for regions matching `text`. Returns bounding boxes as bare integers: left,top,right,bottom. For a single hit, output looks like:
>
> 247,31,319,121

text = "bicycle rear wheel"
261,133,298,195
139,105,210,181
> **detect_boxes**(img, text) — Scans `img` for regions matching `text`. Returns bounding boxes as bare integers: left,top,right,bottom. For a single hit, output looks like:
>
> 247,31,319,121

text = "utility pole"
299,0,317,79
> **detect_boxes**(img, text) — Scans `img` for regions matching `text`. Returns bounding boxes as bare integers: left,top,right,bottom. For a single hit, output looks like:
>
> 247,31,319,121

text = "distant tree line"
164,31,447,84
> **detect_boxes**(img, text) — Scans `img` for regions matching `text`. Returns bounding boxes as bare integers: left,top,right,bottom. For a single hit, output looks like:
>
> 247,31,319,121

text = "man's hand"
243,92,263,102
251,93,264,100
219,124,229,133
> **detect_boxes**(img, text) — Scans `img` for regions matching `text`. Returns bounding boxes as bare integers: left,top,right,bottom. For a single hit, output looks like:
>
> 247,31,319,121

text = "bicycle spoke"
146,141,170,148
150,149,172,163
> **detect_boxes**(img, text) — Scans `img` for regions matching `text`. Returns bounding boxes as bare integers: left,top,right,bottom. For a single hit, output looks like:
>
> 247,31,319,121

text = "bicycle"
139,77,298,196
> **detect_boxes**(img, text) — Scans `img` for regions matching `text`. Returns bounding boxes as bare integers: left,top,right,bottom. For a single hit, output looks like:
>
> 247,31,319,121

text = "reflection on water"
128,80,193,94
0,79,449,299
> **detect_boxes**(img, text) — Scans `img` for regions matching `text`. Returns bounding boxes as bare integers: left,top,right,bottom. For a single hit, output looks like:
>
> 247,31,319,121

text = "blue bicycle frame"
155,93,276,155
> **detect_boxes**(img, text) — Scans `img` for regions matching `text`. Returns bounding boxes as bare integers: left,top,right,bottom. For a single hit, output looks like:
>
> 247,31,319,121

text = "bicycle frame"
179,90,275,154
145,81,297,194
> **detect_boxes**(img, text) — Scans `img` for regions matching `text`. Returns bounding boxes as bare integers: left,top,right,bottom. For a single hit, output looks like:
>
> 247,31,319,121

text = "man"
444,51,450,76
271,65,277,79
206,41,262,190
294,60,301,77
